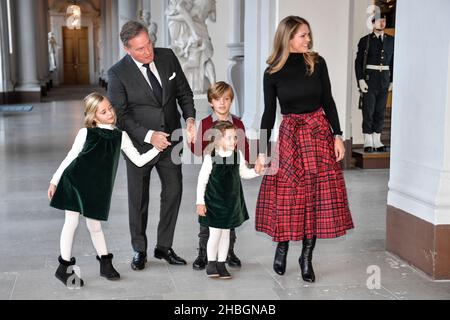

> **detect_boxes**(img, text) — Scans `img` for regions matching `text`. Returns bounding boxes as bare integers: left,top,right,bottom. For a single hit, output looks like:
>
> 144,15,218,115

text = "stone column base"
386,205,450,279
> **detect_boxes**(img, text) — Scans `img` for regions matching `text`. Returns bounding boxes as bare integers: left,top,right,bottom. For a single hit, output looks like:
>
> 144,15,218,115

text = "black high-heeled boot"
299,236,316,282
273,241,289,275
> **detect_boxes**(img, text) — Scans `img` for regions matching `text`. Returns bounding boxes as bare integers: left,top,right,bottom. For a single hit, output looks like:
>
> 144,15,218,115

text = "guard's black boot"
193,247,208,270
96,253,120,280
299,236,316,283
273,241,289,275
55,256,84,288
216,262,232,279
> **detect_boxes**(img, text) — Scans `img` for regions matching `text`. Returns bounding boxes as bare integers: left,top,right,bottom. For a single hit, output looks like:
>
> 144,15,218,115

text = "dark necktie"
143,63,162,103
378,35,383,45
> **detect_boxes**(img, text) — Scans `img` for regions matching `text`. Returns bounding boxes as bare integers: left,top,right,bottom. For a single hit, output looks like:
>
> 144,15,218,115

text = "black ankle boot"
216,262,232,279
55,256,84,288
273,241,289,275
96,253,120,280
193,248,208,270
206,261,219,277
299,236,316,283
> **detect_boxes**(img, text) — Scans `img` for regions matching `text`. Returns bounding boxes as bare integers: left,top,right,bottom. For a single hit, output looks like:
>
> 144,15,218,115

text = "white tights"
60,210,108,261
207,227,230,262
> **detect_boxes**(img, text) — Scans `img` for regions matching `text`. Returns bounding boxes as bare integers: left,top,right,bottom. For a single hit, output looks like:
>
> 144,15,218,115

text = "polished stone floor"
1,96,449,300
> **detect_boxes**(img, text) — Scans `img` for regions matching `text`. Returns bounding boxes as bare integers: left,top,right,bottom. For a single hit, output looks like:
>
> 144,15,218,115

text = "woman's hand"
48,184,56,200
197,204,207,217
255,154,266,174
334,137,345,162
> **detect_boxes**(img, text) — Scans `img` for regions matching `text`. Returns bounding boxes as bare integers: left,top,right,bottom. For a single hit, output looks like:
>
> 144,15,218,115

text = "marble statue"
138,9,158,44
48,32,58,72
166,0,216,94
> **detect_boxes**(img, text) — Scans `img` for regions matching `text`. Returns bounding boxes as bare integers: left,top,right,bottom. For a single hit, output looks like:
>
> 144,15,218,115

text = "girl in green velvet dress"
47,93,160,288
196,121,260,279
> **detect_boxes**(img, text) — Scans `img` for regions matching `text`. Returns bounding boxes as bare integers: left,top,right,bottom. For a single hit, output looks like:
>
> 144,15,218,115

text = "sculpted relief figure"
166,0,216,93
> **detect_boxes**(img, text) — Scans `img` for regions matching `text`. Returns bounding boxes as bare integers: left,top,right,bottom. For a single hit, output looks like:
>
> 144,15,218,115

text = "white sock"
207,227,222,262
60,211,80,261
217,229,230,262
86,218,108,257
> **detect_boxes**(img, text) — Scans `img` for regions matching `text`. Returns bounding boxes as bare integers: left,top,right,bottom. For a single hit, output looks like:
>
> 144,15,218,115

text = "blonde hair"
207,81,234,103
83,92,113,128
266,16,319,75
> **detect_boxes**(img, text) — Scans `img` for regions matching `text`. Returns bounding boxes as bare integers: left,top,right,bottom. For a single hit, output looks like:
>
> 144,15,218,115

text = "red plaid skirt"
255,109,354,242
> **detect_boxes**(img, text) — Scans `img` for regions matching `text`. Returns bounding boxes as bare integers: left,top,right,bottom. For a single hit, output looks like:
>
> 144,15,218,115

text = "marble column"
227,0,244,118
0,0,14,103
14,0,41,101
118,0,140,58
242,0,277,141
386,0,450,279
36,0,50,94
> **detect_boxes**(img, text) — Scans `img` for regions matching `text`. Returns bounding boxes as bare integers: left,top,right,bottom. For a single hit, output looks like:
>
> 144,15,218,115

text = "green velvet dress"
50,127,122,221
199,151,249,229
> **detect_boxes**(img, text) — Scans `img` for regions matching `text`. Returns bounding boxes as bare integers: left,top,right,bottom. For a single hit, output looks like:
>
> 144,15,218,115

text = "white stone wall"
387,0,450,225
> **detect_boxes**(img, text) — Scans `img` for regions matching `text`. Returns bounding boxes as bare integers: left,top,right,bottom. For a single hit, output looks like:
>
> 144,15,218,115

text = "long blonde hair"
266,16,319,75
83,92,114,128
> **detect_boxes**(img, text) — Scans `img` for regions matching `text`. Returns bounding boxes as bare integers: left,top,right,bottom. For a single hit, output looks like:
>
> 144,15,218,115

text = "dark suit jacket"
107,48,195,154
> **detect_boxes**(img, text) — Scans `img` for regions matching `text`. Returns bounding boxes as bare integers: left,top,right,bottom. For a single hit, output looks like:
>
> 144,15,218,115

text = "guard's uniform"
355,32,394,134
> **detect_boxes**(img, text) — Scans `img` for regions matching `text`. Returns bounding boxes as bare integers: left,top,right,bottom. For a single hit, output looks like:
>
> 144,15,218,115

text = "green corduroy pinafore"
50,127,122,221
199,151,249,229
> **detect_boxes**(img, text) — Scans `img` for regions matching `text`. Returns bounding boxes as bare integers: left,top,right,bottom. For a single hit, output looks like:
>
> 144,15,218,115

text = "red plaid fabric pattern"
255,109,354,242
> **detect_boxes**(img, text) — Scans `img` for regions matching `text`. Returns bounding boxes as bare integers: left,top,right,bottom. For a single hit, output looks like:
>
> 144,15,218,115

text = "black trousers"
362,88,388,134
125,147,182,252
198,225,237,252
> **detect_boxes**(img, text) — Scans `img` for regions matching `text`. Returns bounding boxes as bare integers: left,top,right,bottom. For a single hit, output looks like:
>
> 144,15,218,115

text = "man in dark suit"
107,21,196,270
355,13,394,153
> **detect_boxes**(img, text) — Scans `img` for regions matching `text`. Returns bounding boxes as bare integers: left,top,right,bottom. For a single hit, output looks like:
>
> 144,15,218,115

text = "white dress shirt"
129,56,194,145
130,56,163,145
196,149,259,205
50,124,160,186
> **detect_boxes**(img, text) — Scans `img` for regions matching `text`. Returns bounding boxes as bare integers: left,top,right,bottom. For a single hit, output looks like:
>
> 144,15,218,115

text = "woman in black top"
255,16,354,282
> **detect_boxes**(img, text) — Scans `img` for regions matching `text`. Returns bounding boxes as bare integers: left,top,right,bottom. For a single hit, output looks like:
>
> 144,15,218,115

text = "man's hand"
359,79,369,93
186,119,196,144
197,204,207,217
151,132,171,151
388,82,393,92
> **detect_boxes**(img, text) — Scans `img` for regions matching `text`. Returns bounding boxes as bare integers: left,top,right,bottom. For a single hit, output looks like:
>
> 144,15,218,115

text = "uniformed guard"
355,13,394,152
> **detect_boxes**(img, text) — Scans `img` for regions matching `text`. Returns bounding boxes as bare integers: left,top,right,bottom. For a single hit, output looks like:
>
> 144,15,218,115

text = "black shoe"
364,147,374,153
216,262,232,279
226,249,242,268
206,261,219,278
273,241,289,275
55,256,84,288
154,247,187,265
131,251,147,271
193,248,207,270
299,236,316,283
96,253,120,280
375,146,387,152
